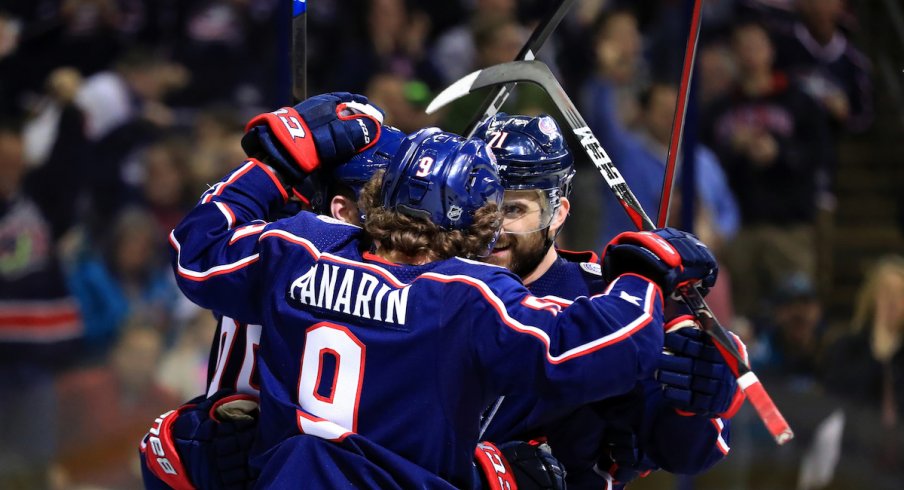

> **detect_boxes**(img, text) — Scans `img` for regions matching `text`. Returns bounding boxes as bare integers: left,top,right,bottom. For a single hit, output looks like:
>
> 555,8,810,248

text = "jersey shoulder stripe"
420,272,657,364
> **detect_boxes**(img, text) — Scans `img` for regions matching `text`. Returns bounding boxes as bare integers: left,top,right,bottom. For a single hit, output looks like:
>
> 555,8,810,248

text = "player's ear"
330,195,360,225
550,197,570,232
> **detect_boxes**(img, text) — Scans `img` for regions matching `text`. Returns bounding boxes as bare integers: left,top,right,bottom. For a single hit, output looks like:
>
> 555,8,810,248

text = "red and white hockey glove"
657,311,747,419
475,440,566,490
602,227,718,297
242,92,384,186
140,390,260,490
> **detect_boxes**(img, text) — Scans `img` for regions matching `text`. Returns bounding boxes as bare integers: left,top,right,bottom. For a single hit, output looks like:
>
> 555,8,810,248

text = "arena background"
0,0,903,488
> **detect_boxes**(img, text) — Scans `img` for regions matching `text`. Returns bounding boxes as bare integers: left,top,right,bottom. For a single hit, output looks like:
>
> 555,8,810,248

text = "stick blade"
426,71,481,115
426,61,554,115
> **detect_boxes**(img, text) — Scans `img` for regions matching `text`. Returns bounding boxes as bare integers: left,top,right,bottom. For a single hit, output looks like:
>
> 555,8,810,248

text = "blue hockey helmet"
477,113,575,202
476,113,575,233
309,125,406,214
381,127,504,230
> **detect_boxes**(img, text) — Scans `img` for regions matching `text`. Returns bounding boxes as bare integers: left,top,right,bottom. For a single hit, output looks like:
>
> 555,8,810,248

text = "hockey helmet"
309,125,406,214
477,113,574,231
381,127,504,231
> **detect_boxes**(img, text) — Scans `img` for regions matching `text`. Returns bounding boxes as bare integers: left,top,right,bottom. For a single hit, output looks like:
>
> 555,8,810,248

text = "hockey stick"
427,60,794,445
463,0,576,138
657,0,703,228
291,0,308,103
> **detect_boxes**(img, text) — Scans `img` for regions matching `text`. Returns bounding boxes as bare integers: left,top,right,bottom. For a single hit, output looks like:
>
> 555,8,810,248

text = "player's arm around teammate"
472,113,746,489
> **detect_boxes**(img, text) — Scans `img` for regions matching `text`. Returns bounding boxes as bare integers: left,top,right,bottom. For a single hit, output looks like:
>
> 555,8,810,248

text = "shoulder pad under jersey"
556,248,599,264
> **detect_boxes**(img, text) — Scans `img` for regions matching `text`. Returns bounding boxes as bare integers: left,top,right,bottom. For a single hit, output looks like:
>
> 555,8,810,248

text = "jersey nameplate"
288,263,410,325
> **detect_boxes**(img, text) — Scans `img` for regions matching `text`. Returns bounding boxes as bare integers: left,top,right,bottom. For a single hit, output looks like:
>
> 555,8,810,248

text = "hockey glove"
140,389,260,490
475,440,566,490
242,92,384,186
602,227,718,297
598,426,655,485
657,311,747,418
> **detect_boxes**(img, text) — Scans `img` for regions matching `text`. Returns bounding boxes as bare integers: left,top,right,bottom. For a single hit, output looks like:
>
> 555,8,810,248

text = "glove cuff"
141,407,198,490
475,441,519,490
607,231,682,268
210,393,260,422
664,314,697,333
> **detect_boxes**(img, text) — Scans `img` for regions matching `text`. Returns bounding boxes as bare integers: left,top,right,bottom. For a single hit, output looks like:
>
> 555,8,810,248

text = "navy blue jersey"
171,161,665,487
483,252,731,489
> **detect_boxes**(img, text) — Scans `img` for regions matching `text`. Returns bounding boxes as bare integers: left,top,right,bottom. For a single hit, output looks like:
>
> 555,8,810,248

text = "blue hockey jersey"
170,160,665,487
483,251,731,489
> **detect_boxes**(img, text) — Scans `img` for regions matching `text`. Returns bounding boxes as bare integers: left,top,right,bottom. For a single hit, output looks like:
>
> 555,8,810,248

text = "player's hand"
241,92,384,186
657,310,746,418
140,390,260,490
597,426,655,485
601,227,717,297
474,440,566,490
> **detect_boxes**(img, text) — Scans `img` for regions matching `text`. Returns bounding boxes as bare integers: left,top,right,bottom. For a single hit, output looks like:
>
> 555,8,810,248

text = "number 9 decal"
297,322,366,441
415,156,434,177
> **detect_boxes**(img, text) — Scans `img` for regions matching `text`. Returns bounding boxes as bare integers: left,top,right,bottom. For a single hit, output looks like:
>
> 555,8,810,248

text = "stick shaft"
291,0,307,103
657,0,703,228
463,0,576,137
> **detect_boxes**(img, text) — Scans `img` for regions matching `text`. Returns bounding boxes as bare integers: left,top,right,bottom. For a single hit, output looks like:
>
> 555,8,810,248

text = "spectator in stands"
574,7,650,249
366,73,440,133
823,255,904,424
436,15,557,135
20,67,92,242
189,105,246,191
432,0,519,85
0,119,82,490
585,8,649,130
700,19,831,318
74,47,188,234
775,1,874,297
751,272,825,380
65,207,183,359
330,0,438,93
637,82,741,249
819,255,904,488
777,0,873,135
140,138,195,233
697,42,739,106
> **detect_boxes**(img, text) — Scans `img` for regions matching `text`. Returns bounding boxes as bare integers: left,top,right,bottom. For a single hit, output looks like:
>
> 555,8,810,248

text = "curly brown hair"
359,170,502,261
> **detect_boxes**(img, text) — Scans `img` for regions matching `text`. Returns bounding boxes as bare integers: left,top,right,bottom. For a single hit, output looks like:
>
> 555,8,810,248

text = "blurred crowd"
0,0,898,489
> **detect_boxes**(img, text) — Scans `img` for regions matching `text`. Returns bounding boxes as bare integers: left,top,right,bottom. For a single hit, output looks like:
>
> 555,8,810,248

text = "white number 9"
297,323,366,441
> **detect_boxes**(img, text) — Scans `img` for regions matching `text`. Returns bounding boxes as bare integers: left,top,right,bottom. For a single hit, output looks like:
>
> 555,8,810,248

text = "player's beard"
487,228,549,280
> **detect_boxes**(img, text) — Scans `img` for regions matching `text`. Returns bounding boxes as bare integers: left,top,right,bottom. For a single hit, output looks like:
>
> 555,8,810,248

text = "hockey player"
166,92,717,488
141,122,567,489
475,113,746,489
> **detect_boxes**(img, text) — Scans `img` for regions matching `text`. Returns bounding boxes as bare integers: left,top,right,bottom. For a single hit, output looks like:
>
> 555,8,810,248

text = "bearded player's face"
486,190,551,278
